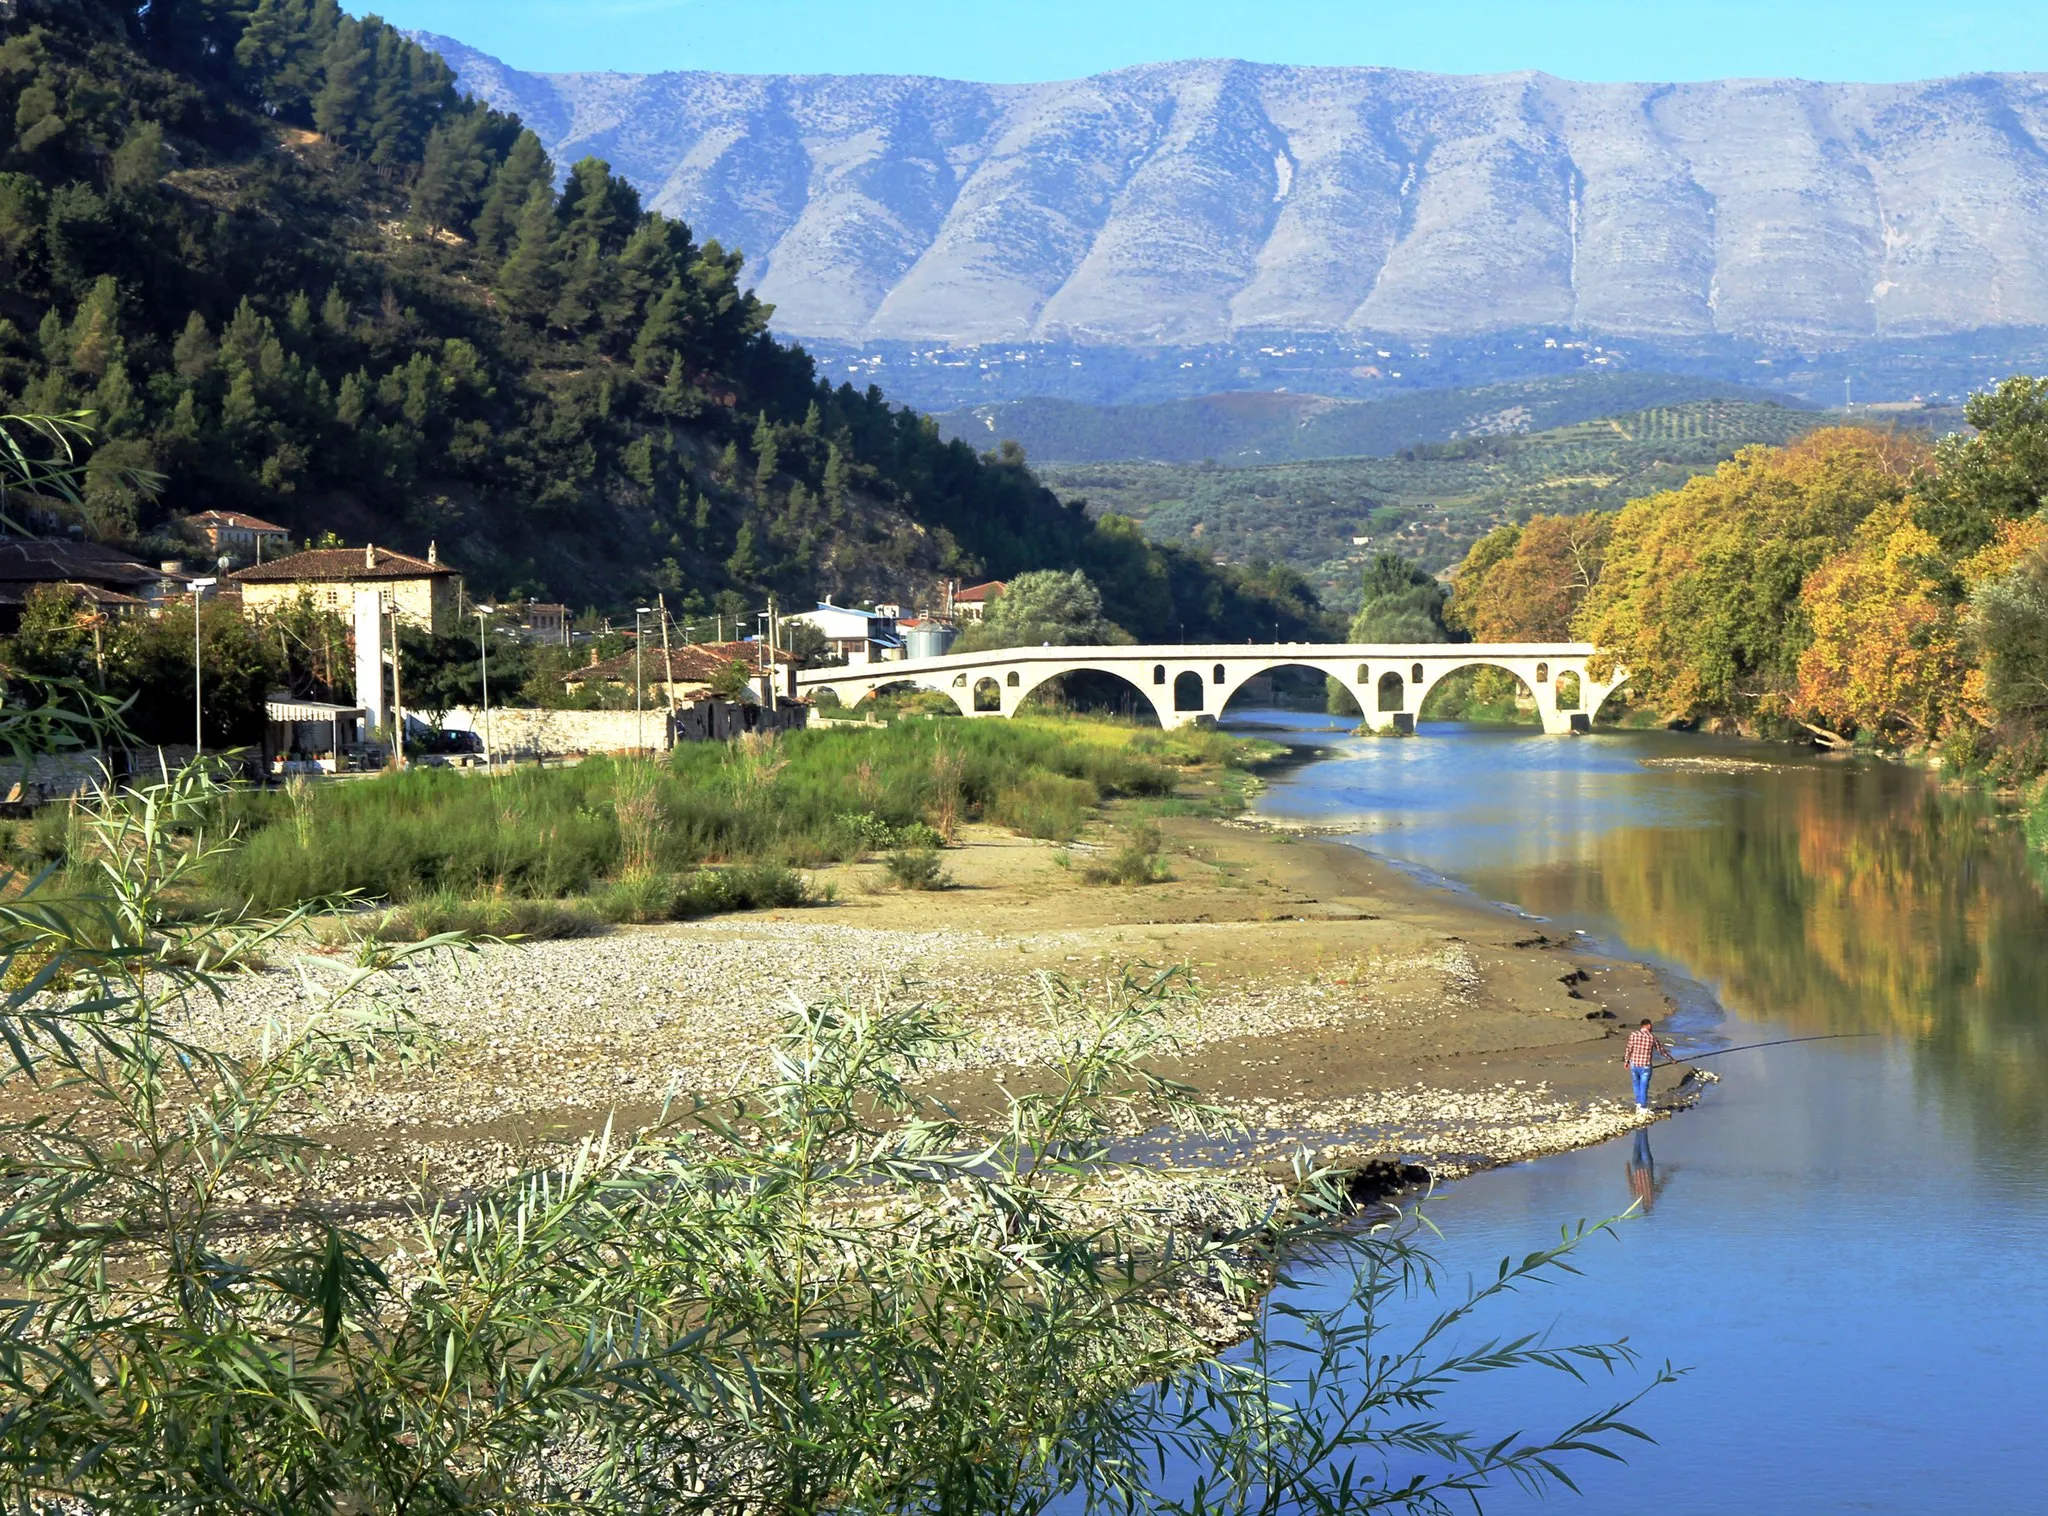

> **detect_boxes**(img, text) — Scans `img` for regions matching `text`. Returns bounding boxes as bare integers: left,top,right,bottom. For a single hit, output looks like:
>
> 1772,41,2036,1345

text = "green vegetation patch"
208,718,1272,918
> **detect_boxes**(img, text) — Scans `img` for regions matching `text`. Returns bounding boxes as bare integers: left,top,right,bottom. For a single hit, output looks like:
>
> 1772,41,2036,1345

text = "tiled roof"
231,546,455,584
185,510,288,533
953,580,1006,602
0,536,172,589
564,641,799,684
0,580,147,608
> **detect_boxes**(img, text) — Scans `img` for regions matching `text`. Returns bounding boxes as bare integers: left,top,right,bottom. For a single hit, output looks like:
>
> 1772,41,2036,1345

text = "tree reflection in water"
1494,760,2048,1152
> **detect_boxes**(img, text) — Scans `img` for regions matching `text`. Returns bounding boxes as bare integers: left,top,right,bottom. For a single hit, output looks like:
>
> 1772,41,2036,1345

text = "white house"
784,602,904,665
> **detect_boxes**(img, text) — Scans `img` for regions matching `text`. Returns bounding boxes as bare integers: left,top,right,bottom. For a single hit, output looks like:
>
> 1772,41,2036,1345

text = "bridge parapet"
794,644,1627,734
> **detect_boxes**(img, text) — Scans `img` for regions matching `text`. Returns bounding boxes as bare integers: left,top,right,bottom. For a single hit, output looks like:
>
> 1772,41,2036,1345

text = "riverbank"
179,799,1689,1211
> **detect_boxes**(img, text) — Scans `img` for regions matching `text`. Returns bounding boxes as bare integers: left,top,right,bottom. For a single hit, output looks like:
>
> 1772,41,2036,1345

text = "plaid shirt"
1624,1027,1665,1068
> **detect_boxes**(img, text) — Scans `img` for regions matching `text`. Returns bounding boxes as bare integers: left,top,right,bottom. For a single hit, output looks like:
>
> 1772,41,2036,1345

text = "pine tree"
632,278,690,380
548,239,608,335
494,184,560,322
410,126,461,233
36,308,68,369
93,361,139,435
222,365,262,437
336,369,369,428
473,129,549,258
66,276,121,379
110,123,165,193
168,387,204,441
284,291,314,342
726,518,761,578
320,287,351,337
312,17,370,146
824,442,850,511
753,413,779,494
803,401,822,436
236,0,339,122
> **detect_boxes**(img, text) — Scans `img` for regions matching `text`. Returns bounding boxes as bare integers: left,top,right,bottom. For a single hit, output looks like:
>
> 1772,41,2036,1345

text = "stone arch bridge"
796,644,1627,734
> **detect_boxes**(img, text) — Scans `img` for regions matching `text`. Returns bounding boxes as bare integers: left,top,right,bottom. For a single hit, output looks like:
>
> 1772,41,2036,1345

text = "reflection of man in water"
1626,1127,1665,1213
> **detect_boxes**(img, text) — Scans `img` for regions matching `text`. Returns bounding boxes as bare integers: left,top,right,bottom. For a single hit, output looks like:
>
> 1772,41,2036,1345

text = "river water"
1232,713,2048,1515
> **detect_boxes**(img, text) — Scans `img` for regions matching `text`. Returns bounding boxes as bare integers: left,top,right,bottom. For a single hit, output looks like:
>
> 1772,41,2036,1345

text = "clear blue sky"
371,1,2048,82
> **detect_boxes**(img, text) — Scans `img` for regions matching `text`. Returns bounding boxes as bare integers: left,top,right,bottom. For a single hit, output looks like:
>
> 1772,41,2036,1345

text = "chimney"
364,542,375,569
427,540,438,565
588,645,599,668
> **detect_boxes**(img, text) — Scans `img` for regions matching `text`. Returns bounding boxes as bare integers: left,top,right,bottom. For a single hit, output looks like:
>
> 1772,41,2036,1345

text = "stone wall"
442,699,810,756
441,707,667,756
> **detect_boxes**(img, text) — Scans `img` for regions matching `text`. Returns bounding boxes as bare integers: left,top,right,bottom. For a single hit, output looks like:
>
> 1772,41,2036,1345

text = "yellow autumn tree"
1449,512,1613,642
1574,427,1927,721
1795,502,1963,743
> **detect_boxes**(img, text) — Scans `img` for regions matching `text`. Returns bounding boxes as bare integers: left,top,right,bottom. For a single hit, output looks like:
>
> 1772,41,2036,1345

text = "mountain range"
421,38,2048,354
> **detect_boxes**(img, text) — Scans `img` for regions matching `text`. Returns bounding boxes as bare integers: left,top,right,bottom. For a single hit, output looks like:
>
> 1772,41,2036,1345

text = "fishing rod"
1665,1032,1881,1063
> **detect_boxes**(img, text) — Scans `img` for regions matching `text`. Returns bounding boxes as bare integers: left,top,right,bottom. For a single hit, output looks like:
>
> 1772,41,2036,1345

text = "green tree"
1913,375,2048,557
1350,551,1450,642
954,569,1129,651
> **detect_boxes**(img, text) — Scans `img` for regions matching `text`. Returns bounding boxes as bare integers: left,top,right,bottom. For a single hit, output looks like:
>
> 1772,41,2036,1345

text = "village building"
502,600,570,644
949,580,1006,623
782,602,904,664
231,542,461,632
555,640,809,743
0,537,194,630
561,640,801,702
181,510,291,563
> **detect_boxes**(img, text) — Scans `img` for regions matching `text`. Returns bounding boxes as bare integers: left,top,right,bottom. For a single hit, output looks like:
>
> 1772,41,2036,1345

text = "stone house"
949,580,1006,623
231,542,461,632
181,510,291,563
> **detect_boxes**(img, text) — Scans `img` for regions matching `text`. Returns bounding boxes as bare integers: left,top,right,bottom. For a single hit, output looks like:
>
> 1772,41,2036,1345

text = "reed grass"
210,718,1253,915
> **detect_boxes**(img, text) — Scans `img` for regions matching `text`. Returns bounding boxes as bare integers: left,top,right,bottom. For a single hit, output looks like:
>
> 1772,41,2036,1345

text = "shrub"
349,887,608,943
1085,820,1173,886
883,848,950,891
677,864,808,915
986,771,1097,840
596,870,682,925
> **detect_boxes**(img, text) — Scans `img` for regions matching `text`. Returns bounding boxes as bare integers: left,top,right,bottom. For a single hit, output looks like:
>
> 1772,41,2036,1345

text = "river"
1233,712,2048,1515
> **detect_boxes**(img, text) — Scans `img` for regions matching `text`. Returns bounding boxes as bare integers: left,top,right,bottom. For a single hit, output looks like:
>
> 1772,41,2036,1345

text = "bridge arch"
1213,661,1365,719
1005,662,1170,726
1417,661,1539,724
850,676,973,719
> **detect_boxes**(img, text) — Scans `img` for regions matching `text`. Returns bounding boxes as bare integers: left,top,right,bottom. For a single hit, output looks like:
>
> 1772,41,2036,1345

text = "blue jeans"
1631,1066,1652,1107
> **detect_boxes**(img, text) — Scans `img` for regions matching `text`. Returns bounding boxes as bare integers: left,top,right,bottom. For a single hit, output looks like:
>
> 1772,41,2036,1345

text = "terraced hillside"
1040,400,1850,613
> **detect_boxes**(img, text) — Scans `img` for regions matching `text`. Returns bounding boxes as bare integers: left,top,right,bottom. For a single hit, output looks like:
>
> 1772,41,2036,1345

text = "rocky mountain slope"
421,38,2048,352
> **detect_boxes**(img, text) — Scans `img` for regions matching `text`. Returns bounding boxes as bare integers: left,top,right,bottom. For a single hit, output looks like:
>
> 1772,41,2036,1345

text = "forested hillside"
0,1,1325,638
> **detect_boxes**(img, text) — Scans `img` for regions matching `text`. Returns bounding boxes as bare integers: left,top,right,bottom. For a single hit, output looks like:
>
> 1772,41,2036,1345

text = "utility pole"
190,576,218,754
658,593,675,728
388,595,404,770
634,605,654,753
474,605,494,771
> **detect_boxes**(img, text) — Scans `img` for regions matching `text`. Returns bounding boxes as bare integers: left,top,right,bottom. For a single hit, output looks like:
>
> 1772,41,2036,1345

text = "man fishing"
1624,1017,1678,1110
